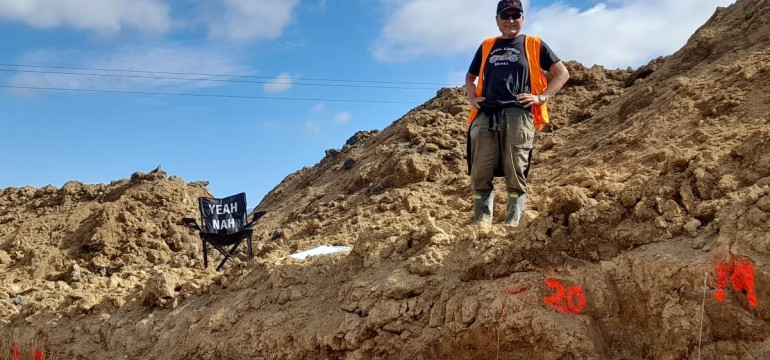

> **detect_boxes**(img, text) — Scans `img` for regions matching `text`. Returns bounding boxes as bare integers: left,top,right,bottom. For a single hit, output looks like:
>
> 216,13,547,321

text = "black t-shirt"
468,34,560,106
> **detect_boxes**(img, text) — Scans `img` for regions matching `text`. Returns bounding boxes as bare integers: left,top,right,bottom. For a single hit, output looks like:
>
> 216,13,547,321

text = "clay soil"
2,1,770,359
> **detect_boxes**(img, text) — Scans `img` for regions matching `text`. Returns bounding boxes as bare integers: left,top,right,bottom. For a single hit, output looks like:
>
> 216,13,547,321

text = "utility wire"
0,63,463,87
0,85,421,104
0,68,441,90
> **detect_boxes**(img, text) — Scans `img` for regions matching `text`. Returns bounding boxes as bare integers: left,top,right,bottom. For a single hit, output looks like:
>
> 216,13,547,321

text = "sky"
0,0,736,206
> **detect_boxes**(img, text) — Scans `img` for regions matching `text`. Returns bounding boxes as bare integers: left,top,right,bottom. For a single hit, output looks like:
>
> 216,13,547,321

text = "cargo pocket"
511,111,535,150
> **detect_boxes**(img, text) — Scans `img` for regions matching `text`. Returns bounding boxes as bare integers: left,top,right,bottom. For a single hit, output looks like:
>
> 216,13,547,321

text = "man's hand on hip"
516,93,543,108
468,95,486,109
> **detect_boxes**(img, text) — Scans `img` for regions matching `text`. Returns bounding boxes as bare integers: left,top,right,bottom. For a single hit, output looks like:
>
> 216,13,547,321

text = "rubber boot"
505,192,527,227
473,190,494,224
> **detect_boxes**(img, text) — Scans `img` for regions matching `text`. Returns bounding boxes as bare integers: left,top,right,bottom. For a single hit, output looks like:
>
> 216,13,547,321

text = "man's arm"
517,61,570,107
465,72,485,109
543,61,569,100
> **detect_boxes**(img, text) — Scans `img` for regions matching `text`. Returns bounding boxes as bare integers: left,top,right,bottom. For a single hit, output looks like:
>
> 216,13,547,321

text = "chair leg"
202,238,208,269
246,231,254,260
212,240,240,271
216,247,236,271
216,255,234,271
217,240,243,270
203,232,255,271
227,240,243,255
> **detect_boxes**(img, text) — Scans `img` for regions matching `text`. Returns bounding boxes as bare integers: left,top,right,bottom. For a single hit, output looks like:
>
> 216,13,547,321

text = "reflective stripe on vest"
468,35,550,130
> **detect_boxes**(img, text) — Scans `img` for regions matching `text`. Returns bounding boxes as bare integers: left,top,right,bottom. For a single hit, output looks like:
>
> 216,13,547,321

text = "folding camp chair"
181,192,266,271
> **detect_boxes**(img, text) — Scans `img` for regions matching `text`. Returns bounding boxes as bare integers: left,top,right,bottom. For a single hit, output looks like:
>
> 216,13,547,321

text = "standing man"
466,0,569,226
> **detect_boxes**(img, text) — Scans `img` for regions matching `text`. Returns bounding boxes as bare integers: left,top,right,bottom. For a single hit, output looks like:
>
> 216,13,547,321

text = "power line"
0,68,442,90
0,62,463,87
0,85,421,104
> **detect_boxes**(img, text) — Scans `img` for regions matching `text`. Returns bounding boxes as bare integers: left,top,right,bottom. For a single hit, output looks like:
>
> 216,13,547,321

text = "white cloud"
6,72,50,97
373,0,496,62
305,121,321,135
0,0,171,35
261,119,289,131
334,111,351,124
310,103,326,113
263,73,295,93
374,0,737,68
447,70,467,87
316,0,328,12
527,0,737,68
207,0,300,41
6,45,247,95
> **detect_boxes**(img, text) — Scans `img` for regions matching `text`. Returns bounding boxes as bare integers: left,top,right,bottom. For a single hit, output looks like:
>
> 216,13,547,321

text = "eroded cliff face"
2,1,770,359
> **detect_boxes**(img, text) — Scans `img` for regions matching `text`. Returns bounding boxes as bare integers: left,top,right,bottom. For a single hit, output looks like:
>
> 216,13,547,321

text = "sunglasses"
499,12,522,20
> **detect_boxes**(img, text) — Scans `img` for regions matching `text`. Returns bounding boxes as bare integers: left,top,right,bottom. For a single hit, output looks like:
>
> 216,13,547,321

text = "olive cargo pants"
469,107,535,196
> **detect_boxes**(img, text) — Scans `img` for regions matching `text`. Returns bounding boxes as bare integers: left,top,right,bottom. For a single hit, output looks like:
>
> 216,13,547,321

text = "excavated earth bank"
2,0,770,359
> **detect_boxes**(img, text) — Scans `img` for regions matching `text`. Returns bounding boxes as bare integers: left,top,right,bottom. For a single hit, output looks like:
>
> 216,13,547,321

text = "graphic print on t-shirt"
489,47,521,67
489,50,519,65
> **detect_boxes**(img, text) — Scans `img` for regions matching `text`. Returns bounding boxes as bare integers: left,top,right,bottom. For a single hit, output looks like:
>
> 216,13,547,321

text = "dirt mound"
2,1,770,359
0,168,216,320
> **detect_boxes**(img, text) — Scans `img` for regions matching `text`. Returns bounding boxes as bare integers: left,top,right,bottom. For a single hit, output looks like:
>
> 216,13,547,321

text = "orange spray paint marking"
714,262,730,302
13,344,19,360
500,285,527,317
544,278,586,314
34,349,44,360
567,286,587,312
505,286,527,295
501,303,511,318
713,258,758,308
731,263,758,308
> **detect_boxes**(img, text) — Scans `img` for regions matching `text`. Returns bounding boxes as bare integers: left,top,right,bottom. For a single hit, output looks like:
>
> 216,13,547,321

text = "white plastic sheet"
288,245,352,260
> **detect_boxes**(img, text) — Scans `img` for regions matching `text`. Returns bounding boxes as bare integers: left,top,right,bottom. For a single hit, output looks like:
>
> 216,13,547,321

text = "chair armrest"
245,211,267,228
180,217,202,231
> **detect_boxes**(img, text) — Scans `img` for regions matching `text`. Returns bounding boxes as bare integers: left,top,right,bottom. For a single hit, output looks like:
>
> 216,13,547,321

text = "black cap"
497,0,524,15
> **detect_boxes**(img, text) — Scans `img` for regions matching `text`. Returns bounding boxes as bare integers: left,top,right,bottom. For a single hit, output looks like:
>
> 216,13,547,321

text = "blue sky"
0,0,735,204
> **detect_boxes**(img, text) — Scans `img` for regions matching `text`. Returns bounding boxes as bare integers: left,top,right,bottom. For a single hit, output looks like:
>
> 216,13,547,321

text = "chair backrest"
198,192,247,235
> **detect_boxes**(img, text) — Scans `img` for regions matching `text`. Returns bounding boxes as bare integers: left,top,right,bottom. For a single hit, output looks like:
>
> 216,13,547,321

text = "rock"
423,143,440,152
449,104,467,115
325,149,341,158
383,268,426,300
142,272,179,307
0,251,11,265
684,219,702,237
343,158,356,170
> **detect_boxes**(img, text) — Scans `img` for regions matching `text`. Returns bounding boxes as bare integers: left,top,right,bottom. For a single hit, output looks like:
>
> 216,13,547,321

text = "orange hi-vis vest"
468,35,550,130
